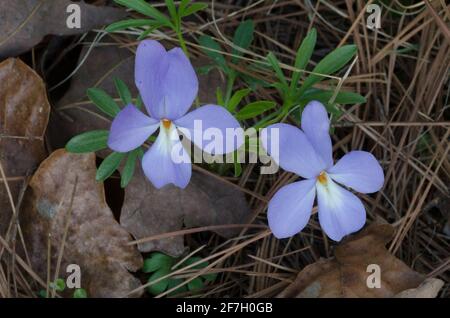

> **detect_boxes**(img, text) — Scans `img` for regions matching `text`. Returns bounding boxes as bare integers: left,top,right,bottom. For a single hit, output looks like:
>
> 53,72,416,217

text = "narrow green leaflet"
241,72,270,90
105,19,154,32
178,0,191,14
196,64,214,75
299,44,357,95
231,20,254,63
300,89,366,105
227,88,251,112
164,0,178,23
114,77,132,105
87,88,120,117
114,0,172,26
272,82,289,101
135,95,143,109
234,160,242,178
216,87,225,106
267,52,288,87
136,22,165,40
236,101,276,120
66,130,109,153
198,35,228,72
120,148,141,188
180,2,208,17
96,152,126,181
291,28,316,90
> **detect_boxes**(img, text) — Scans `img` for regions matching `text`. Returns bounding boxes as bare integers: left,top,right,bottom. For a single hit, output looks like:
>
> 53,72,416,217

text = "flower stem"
176,26,189,58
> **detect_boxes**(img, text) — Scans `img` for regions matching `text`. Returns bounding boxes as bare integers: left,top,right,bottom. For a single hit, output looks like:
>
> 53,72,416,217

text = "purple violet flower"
107,40,242,189
261,101,384,241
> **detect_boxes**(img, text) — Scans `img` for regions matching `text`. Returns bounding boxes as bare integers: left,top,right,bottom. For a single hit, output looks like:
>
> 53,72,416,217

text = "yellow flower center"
162,119,171,129
317,171,327,185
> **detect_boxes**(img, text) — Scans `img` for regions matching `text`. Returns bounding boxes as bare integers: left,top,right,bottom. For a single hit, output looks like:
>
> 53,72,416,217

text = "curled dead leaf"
120,167,249,257
20,149,143,297
278,224,435,298
0,58,50,235
0,0,125,59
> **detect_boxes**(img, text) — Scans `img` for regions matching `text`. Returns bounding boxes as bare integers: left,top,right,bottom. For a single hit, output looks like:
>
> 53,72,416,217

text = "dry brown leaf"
278,224,430,298
48,42,225,151
0,0,125,59
20,149,143,297
120,167,249,257
394,278,444,298
0,58,50,235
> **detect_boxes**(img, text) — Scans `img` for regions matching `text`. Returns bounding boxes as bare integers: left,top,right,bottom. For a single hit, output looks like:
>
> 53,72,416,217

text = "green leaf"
135,95,143,109
73,288,88,298
181,3,208,17
236,101,276,120
327,105,343,117
231,20,254,63
143,253,174,273
203,272,217,282
164,0,178,23
233,150,242,178
38,290,47,298
300,89,366,105
87,88,120,117
178,0,190,14
227,88,251,112
105,19,154,32
299,45,357,95
267,52,288,87
291,28,316,90
147,268,171,295
272,82,289,101
96,152,126,182
187,277,204,291
198,35,228,72
136,22,164,40
114,77,132,105
184,257,218,282
234,160,242,178
167,278,188,296
216,87,224,106
114,0,172,26
196,64,214,75
241,73,270,90
184,257,208,269
50,278,66,292
120,148,140,188
66,130,109,153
